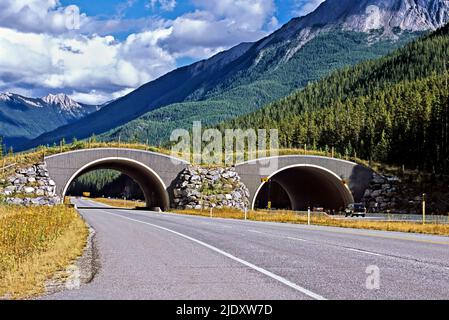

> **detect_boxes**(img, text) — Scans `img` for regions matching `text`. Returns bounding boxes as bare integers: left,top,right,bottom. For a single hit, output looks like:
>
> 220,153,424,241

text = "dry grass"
92,198,146,209
174,209,449,237
0,205,88,299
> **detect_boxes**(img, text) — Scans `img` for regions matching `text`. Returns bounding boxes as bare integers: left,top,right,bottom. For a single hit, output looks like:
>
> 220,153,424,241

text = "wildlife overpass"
45,149,373,211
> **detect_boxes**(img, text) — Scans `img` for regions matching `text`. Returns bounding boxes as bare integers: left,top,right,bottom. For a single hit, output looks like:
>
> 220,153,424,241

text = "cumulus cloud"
0,0,278,104
160,0,277,59
0,27,176,104
0,0,89,34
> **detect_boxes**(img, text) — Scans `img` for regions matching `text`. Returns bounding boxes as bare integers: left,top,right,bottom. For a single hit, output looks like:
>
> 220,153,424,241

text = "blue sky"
60,0,308,31
0,0,325,103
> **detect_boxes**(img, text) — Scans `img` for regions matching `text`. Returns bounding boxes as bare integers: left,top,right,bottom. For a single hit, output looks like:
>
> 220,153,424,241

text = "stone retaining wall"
172,166,250,211
0,163,62,206
361,172,424,214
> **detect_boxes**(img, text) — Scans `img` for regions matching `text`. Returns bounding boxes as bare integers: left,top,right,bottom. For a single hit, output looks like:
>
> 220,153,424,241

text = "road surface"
45,199,449,300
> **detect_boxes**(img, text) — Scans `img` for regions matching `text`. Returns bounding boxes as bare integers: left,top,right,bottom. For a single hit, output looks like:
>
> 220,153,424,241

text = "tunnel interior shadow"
254,166,354,212
64,158,171,211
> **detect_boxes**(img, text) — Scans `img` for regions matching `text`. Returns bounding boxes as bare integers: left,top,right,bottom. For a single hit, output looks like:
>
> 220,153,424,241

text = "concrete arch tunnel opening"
66,169,145,201
63,158,170,211
253,165,354,212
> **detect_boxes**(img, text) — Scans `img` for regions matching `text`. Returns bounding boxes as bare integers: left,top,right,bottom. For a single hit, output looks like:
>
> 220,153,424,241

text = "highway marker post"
244,208,248,220
308,207,311,226
422,193,426,225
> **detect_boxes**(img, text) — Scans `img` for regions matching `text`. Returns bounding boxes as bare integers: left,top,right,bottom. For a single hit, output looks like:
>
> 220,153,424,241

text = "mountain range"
0,93,101,149
8,0,449,151
219,23,449,171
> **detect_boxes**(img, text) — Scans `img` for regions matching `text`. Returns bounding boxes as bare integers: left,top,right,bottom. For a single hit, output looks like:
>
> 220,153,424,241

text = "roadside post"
261,177,271,210
422,193,426,225
244,208,248,220
210,207,213,218
308,207,311,226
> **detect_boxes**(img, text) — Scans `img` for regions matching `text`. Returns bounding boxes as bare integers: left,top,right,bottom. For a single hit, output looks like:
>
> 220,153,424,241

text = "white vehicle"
345,203,367,217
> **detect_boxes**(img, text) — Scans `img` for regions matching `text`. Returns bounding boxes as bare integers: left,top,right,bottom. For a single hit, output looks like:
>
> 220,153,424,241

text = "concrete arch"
45,148,190,211
62,157,170,210
251,164,355,211
235,155,373,211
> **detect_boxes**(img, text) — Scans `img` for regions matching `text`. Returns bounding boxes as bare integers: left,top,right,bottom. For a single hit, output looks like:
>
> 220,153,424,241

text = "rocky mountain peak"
42,93,81,110
0,92,14,101
296,0,449,33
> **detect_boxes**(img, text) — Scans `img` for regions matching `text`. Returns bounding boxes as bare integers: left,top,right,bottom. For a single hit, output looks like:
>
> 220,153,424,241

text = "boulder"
363,189,372,198
372,176,385,184
24,187,35,194
172,165,249,211
371,190,382,197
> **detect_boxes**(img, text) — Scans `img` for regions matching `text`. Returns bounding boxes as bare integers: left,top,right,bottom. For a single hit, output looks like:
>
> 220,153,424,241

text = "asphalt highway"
45,199,449,300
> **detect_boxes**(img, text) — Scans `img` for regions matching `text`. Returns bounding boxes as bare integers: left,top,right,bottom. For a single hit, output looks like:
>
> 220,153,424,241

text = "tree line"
218,25,449,173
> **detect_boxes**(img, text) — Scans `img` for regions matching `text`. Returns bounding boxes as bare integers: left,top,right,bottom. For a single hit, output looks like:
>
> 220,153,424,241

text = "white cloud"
161,0,277,59
0,0,279,104
0,0,89,34
148,0,177,12
294,0,325,16
0,27,176,104
69,88,134,105
192,0,276,31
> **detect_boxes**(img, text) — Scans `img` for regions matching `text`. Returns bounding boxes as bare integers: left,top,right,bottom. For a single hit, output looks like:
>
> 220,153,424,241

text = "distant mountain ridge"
290,0,449,33
218,23,449,171
18,0,449,150
0,92,101,148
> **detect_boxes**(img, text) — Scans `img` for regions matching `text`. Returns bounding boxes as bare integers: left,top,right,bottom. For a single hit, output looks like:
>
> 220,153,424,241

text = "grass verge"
92,198,146,209
0,205,88,299
174,208,449,237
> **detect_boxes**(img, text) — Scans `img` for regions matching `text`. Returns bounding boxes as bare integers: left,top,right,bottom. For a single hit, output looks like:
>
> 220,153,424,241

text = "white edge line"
102,211,326,301
287,237,308,242
347,248,383,257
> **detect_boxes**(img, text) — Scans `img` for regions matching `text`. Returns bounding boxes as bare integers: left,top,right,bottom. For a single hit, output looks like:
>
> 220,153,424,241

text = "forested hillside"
218,25,449,173
97,30,416,145
67,169,144,199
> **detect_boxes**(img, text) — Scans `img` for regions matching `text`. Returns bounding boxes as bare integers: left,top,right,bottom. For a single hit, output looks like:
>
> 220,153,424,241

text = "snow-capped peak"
42,93,82,111
0,92,13,102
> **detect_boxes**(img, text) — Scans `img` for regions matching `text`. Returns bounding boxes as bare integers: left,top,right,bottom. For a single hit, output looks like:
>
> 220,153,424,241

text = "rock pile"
1,163,61,206
173,166,250,211
361,173,402,212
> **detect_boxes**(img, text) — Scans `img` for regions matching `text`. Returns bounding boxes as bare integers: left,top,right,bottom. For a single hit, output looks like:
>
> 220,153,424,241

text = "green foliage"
97,30,417,145
72,170,122,192
67,169,144,200
218,25,449,172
